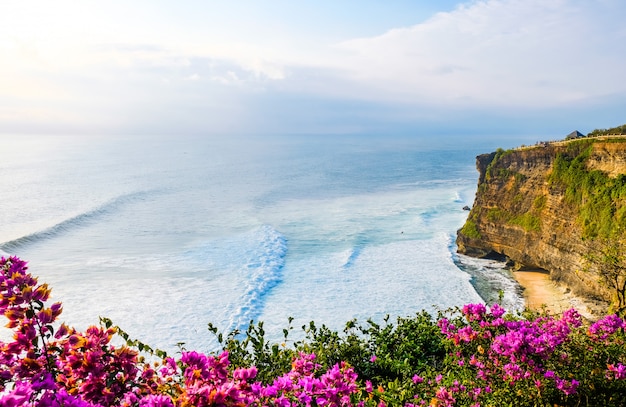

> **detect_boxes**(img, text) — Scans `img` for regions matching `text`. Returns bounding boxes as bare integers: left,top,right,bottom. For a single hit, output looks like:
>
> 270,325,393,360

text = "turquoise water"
0,134,522,352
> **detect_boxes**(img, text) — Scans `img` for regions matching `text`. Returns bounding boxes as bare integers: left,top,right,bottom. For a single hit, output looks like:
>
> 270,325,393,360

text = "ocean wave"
228,225,288,333
341,246,362,269
0,190,159,254
420,207,440,225
453,190,463,203
340,230,375,270
453,252,525,312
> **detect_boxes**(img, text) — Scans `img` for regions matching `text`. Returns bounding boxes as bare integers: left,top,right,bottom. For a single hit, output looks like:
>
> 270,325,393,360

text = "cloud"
332,0,626,107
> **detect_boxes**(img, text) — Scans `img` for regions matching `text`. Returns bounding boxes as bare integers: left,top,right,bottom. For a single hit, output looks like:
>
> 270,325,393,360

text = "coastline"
511,269,602,320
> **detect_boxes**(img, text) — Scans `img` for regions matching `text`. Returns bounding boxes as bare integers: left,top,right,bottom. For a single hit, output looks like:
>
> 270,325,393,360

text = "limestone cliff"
457,138,626,307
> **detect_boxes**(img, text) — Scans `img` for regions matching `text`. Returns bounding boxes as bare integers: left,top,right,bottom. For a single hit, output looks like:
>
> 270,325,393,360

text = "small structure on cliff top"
565,130,585,140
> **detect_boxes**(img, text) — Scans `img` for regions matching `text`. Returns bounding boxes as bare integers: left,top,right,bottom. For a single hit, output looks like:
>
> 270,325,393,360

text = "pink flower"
489,303,506,318
435,387,456,406
556,378,579,395
138,395,175,407
462,303,487,322
606,363,626,380
589,314,625,340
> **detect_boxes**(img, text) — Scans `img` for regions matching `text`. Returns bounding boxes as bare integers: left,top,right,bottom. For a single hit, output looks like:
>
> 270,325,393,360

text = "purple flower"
0,381,33,407
606,363,626,380
503,363,523,382
489,303,506,318
561,308,582,327
138,395,175,407
462,303,487,322
589,314,625,340
556,378,579,395
435,387,456,406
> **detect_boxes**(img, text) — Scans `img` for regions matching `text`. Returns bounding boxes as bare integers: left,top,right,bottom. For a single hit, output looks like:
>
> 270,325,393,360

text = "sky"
1,0,625,139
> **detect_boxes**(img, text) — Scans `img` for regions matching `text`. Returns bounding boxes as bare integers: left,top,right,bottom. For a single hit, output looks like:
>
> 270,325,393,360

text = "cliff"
457,137,626,309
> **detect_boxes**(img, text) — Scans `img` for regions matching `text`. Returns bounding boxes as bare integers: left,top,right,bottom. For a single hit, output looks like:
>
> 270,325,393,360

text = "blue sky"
1,0,625,139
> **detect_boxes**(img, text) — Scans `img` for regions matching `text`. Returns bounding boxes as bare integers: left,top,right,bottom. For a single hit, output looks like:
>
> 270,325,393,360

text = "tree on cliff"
586,239,626,316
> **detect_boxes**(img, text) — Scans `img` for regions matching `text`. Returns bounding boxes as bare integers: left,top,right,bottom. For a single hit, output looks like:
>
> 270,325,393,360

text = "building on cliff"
565,130,585,140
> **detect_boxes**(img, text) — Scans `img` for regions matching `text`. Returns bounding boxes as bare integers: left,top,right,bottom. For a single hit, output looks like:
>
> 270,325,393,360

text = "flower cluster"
253,353,359,406
0,256,162,406
589,314,626,341
0,256,364,406
430,304,625,405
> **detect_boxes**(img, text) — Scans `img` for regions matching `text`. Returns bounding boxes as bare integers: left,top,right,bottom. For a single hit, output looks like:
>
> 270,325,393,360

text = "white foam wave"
227,225,288,332
341,246,362,269
0,190,159,254
454,253,525,312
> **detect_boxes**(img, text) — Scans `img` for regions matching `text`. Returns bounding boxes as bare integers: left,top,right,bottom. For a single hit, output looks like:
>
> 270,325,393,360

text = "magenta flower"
606,363,626,380
589,314,625,340
555,378,579,395
462,303,487,322
0,381,34,407
138,394,175,407
435,387,456,406
489,303,506,318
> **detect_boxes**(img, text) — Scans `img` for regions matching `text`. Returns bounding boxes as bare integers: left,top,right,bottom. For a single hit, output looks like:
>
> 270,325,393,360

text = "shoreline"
511,269,602,320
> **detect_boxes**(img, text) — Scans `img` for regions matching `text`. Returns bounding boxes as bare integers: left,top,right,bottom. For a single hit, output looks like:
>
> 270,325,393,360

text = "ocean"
0,134,524,353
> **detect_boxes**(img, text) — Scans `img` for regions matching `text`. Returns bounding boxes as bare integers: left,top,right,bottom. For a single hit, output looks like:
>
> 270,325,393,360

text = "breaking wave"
0,190,159,254
227,225,288,333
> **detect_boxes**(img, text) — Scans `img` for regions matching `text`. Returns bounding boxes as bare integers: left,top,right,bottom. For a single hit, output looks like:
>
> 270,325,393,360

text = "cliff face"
457,139,626,304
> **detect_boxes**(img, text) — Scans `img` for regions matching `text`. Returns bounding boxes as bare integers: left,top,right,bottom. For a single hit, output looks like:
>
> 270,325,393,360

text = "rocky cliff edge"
457,138,626,310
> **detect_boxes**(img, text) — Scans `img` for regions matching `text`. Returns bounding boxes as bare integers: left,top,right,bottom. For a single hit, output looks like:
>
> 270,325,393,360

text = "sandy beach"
512,269,600,319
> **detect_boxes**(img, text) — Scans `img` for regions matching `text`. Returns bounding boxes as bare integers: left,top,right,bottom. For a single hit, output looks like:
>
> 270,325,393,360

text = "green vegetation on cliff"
549,139,626,239
484,147,515,182
587,123,626,137
485,207,542,232
460,218,481,239
509,212,542,232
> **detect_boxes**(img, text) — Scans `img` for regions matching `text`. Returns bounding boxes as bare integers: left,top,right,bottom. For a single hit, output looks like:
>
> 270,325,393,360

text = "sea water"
0,134,523,353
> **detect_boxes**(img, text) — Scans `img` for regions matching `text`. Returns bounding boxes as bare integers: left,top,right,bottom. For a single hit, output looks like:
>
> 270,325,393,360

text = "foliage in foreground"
2,256,626,406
